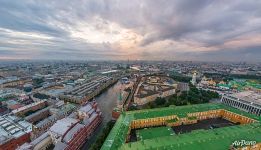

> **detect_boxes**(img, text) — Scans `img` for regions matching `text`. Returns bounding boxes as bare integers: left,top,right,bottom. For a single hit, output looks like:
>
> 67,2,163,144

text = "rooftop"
79,103,93,113
136,126,175,141
49,117,79,136
12,100,47,114
101,103,261,150
0,115,32,144
35,103,75,128
135,76,176,98
62,76,112,100
122,124,261,150
63,123,84,143
101,70,118,74
229,91,261,105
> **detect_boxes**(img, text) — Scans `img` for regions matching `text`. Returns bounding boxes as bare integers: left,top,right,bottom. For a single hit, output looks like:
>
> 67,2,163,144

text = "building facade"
0,115,32,150
134,76,176,105
101,103,261,150
221,91,261,116
48,102,102,150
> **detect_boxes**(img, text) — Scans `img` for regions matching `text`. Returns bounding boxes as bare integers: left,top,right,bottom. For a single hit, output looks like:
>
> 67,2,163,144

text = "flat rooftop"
63,76,112,99
0,115,32,144
229,91,261,105
49,117,79,136
136,126,175,141
122,124,261,150
101,103,261,150
79,102,93,113
12,100,47,114
172,117,236,134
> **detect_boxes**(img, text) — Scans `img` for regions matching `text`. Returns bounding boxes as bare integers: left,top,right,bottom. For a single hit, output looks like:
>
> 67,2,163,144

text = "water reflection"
81,81,122,149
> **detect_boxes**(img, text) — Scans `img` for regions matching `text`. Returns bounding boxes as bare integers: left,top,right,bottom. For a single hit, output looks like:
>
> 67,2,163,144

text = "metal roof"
49,117,79,136
101,103,261,150
229,91,261,105
0,115,32,145
63,123,84,143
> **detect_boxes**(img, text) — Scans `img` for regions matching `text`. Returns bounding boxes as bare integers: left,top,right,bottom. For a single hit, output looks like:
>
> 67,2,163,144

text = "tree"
170,75,191,82
155,97,166,106
90,121,116,150
33,78,44,86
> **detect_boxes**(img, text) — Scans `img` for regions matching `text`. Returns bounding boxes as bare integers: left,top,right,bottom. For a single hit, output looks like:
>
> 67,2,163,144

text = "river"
81,80,123,149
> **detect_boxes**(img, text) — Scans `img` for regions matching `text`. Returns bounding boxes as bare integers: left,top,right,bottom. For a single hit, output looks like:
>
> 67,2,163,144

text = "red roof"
9,104,24,110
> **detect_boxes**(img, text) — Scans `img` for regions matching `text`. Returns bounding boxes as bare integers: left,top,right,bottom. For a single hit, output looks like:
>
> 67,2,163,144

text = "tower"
117,88,123,109
191,72,197,86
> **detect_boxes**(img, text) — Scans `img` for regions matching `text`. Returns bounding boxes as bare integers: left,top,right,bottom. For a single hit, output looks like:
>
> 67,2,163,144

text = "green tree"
33,78,44,86
155,97,166,106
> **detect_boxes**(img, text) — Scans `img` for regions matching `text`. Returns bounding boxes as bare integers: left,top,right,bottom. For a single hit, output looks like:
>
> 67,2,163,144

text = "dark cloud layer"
0,0,260,61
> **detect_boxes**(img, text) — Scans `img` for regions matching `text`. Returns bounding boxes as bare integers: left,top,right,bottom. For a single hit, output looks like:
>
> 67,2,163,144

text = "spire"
118,89,123,101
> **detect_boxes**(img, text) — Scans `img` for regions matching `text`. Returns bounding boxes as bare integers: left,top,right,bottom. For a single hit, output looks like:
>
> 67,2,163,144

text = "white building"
221,91,261,116
77,101,98,119
191,72,197,86
48,117,80,144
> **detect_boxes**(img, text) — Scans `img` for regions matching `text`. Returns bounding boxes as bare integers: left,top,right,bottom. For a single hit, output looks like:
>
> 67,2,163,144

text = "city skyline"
0,0,261,62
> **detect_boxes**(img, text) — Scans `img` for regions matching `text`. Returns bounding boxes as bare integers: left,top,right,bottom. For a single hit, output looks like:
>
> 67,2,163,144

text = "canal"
81,80,123,149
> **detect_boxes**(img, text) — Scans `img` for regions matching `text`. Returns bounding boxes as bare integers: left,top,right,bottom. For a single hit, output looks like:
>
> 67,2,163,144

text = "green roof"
0,97,7,102
101,103,261,150
122,124,261,150
217,84,230,88
228,79,261,91
166,118,178,123
137,126,175,141
61,103,76,112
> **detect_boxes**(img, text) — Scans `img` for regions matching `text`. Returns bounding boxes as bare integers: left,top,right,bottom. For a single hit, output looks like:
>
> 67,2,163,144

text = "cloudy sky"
0,0,261,61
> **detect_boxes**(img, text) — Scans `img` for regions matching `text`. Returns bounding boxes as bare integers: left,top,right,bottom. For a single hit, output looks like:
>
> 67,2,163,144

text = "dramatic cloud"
0,0,260,61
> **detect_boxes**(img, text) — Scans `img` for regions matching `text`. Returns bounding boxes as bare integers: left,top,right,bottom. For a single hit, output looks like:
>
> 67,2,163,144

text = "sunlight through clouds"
0,0,261,61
